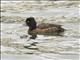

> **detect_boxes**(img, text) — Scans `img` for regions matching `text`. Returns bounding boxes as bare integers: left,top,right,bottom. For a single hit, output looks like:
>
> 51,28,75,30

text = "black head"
26,17,37,30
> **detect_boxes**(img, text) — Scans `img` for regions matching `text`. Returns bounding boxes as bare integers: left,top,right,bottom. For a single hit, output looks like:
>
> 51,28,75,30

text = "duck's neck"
29,26,37,31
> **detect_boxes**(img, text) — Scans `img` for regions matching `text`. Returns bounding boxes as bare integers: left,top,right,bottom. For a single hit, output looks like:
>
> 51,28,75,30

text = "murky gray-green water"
1,1,80,60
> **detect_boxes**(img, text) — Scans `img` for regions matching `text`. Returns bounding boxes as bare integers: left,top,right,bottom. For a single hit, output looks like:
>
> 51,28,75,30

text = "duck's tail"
58,26,65,33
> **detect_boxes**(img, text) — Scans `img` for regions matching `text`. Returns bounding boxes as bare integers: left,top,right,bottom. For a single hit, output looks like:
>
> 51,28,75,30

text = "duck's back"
37,23,61,29
29,23,64,36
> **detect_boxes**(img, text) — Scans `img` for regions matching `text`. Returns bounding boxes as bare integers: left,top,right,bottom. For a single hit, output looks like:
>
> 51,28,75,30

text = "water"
1,1,80,60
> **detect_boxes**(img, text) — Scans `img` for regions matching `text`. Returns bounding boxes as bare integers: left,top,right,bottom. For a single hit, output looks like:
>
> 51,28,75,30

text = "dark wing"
37,23,62,29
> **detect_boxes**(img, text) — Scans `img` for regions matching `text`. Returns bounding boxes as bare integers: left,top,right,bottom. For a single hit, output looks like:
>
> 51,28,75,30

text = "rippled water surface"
1,1,80,60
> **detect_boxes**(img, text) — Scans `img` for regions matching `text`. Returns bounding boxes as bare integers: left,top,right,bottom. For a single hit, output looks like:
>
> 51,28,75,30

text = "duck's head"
26,17,37,30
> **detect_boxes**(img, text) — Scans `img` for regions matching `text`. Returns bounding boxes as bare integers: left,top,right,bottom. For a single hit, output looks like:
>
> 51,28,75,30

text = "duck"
25,17,65,39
